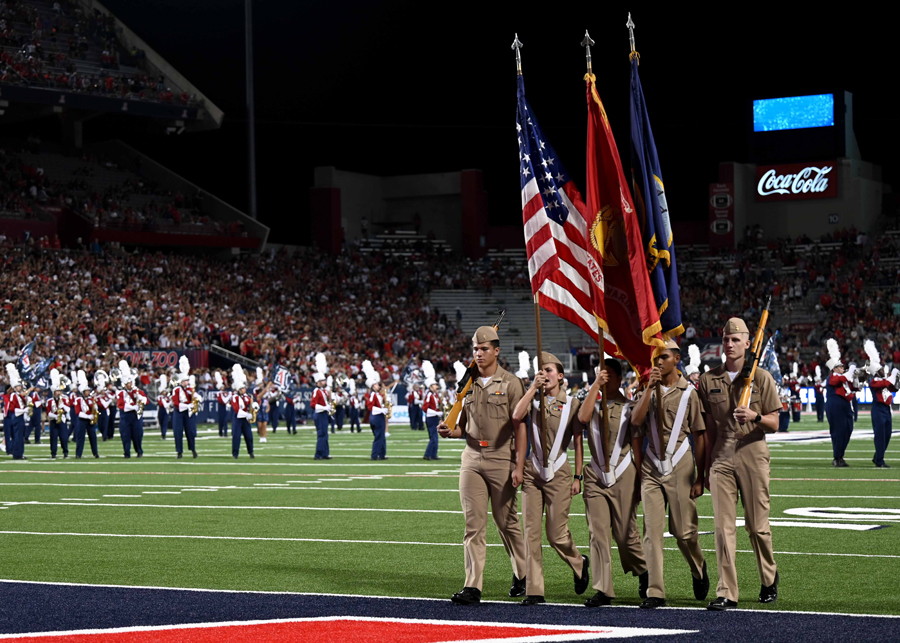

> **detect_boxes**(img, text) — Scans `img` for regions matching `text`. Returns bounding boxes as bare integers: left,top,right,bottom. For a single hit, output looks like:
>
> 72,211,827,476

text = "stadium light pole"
245,0,258,221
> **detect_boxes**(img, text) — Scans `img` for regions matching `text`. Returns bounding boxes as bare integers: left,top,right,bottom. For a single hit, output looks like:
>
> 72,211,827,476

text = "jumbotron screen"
753,94,835,132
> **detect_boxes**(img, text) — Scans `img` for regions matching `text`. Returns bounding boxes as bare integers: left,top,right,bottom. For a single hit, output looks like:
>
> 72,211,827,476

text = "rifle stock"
442,310,506,431
738,296,772,409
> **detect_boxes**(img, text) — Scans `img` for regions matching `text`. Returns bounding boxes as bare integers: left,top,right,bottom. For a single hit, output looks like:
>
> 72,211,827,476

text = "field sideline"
0,415,897,620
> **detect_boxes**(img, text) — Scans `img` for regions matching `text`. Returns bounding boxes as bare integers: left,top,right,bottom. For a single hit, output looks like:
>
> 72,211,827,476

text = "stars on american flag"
517,99,572,224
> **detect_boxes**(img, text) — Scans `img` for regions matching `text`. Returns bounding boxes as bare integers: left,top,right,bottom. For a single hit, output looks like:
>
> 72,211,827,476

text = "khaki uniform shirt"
698,365,781,462
635,376,704,462
460,366,525,457
531,390,584,462
585,392,633,468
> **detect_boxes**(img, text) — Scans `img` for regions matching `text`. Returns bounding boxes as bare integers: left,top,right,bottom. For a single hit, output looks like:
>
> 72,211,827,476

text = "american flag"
517,75,601,342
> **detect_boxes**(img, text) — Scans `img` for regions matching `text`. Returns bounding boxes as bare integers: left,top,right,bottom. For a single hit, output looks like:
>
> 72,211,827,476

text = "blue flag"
273,365,292,389
629,58,682,339
760,331,782,383
16,341,35,372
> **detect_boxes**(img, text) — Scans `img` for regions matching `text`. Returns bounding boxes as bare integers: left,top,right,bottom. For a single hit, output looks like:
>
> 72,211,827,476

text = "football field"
0,415,898,639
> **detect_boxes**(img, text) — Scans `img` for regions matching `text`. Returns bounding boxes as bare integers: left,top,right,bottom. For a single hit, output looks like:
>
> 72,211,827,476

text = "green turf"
0,416,897,615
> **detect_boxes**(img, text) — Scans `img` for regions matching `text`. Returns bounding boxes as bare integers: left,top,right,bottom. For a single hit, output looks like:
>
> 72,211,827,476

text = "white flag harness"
647,386,694,477
590,401,633,488
530,394,574,482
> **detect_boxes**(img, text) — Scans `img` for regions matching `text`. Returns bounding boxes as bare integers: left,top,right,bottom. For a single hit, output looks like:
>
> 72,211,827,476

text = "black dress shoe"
509,575,526,598
640,596,666,609
450,587,481,605
137,453,143,458
838,458,849,468
876,463,891,468
707,597,738,611
124,454,131,458
694,561,710,601
93,454,99,458
584,590,612,607
520,595,545,606
76,455,82,459
177,453,183,459
574,555,590,595
233,455,238,459
759,570,779,603
250,453,255,459
832,459,840,467
192,450,198,459
638,571,649,599
323,456,332,459
431,456,441,460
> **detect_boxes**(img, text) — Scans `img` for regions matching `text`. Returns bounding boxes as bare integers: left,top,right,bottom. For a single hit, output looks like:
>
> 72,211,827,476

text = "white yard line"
0,531,895,559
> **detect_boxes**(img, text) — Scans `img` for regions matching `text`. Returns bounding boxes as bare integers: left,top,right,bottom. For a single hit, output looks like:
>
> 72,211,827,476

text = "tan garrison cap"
540,352,564,370
723,317,750,335
664,339,680,351
472,326,499,344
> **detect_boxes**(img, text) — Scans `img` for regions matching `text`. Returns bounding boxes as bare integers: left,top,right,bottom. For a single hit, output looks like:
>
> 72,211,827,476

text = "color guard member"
630,340,709,609
577,359,648,607
512,352,589,605
438,326,527,605
699,317,781,610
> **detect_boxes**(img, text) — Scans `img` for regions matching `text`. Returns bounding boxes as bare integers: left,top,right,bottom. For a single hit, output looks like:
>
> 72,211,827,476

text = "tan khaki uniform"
582,393,647,597
699,365,781,601
458,366,527,590
634,377,706,599
522,390,585,597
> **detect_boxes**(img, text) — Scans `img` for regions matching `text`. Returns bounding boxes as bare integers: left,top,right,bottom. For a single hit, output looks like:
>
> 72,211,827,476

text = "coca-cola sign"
756,161,838,201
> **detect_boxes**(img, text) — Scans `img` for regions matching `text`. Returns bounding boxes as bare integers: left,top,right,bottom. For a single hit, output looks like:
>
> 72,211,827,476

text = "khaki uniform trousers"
521,460,583,596
582,462,647,597
709,437,777,601
459,446,527,590
640,455,705,599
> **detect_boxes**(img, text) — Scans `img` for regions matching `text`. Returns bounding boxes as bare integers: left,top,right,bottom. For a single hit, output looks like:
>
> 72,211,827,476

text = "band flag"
629,56,683,339
517,74,605,341
583,72,664,374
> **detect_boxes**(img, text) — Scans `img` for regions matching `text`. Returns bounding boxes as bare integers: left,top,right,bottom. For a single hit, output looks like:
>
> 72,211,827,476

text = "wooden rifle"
737,296,771,431
442,310,505,430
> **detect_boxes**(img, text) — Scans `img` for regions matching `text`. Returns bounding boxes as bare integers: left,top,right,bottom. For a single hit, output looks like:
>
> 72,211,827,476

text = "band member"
577,359,648,607
865,342,897,469
332,380,347,432
157,374,171,439
230,365,256,459
215,371,231,437
25,386,43,444
684,345,702,389
284,387,297,435
254,367,272,443
348,380,362,433
365,363,388,461
311,363,331,460
699,318,781,611
5,364,31,460
630,340,709,608
268,384,282,433
407,383,424,430
116,361,145,458
421,361,442,461
172,357,197,459
106,378,118,441
513,352,589,605
777,379,791,433
96,377,113,442
73,370,100,459
813,366,826,423
788,363,802,424
825,339,855,468
438,326,527,605
47,370,71,459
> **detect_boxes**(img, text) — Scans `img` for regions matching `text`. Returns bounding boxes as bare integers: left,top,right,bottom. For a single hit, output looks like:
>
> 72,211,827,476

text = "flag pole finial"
581,30,595,75
512,33,523,75
626,13,639,62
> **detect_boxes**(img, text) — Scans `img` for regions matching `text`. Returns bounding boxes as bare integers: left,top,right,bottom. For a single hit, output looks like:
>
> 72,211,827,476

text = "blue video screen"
753,94,834,132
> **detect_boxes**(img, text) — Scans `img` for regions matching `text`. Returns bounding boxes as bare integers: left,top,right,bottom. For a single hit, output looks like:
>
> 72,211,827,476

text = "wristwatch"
573,474,583,481
754,412,762,423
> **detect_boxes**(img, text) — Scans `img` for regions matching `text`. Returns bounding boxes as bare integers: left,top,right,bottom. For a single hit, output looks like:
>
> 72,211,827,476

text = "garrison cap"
722,317,750,335
540,351,564,370
472,326,499,344
664,339,680,351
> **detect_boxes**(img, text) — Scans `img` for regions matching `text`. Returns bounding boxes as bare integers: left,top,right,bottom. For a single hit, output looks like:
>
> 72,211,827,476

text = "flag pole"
582,30,610,473
626,12,639,62
534,293,548,469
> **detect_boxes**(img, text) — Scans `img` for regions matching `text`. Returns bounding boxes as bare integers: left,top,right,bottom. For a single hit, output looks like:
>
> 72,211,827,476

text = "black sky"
83,2,898,244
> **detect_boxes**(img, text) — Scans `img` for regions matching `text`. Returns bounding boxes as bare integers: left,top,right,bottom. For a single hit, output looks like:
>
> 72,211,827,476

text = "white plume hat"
362,360,380,387
516,351,530,379
256,367,264,383
118,359,134,384
214,371,224,390
69,371,77,392
439,377,447,392
77,369,89,392
159,373,168,390
864,340,882,375
582,372,588,383
685,344,701,376
189,374,196,389
452,361,466,382
179,355,190,382
825,339,842,370
315,353,328,375
422,360,436,387
792,362,799,378
815,365,822,379
326,375,333,388
231,363,247,389
6,363,21,388
50,368,61,392
348,378,356,394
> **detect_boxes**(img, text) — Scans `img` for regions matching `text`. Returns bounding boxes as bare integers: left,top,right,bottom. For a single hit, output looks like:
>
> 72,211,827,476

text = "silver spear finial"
626,13,636,54
581,30,595,74
512,33,524,75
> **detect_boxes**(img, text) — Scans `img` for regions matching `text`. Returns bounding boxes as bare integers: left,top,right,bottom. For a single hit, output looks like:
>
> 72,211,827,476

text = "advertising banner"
755,161,838,202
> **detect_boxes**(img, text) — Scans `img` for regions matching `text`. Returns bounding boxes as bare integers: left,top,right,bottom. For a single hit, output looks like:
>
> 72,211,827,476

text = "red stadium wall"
0,217,57,241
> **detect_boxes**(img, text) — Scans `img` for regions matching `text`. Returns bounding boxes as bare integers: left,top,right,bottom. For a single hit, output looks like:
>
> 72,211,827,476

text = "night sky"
64,2,899,244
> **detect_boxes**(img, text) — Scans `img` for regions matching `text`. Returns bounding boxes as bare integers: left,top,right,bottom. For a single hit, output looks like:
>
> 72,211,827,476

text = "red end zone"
0,616,695,642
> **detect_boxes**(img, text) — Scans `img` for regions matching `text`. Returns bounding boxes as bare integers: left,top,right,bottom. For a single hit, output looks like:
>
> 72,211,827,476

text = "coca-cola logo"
757,165,833,197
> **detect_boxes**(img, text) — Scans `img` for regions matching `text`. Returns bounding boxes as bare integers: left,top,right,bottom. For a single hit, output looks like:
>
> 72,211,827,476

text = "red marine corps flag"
582,70,664,374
